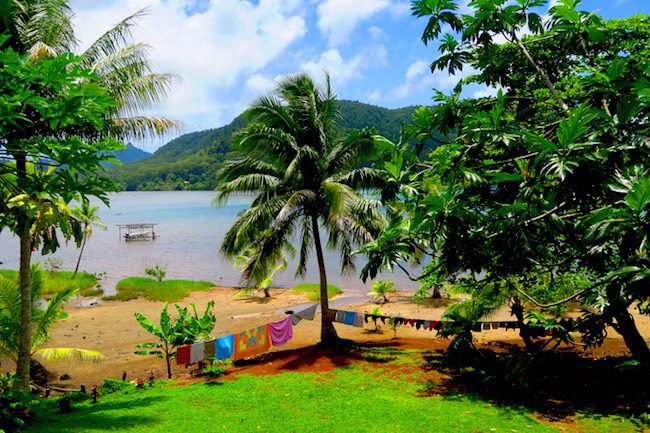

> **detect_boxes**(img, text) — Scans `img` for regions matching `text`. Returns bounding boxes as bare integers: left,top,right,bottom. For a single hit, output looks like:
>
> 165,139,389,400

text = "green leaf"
624,177,650,212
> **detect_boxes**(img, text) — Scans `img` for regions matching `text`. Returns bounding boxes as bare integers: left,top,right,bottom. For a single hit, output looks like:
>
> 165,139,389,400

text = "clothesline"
176,305,530,366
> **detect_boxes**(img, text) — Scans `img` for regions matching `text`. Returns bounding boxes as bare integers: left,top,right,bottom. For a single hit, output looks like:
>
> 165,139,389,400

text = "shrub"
203,362,227,379
145,265,166,281
0,373,33,432
99,379,134,395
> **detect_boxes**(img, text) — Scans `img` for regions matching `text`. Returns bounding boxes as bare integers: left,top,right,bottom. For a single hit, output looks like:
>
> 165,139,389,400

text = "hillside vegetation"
108,101,417,190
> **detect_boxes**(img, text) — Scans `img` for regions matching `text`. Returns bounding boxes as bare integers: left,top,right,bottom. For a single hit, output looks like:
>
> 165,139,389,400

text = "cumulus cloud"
317,0,389,46
246,74,276,94
71,0,306,137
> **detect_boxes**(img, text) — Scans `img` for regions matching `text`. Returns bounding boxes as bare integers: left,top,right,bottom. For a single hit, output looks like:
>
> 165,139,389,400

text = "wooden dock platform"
118,223,157,242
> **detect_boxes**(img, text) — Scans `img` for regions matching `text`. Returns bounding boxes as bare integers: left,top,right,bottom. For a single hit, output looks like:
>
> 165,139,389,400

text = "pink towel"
269,316,293,347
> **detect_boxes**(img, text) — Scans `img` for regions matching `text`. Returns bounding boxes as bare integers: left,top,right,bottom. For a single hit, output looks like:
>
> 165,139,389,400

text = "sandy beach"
3,287,639,389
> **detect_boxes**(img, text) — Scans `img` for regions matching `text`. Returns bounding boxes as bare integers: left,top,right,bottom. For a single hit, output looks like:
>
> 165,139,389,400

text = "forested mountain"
104,143,151,166
108,100,418,190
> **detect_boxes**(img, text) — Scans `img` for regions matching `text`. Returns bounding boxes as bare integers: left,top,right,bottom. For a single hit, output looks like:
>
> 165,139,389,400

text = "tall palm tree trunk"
14,156,33,391
73,233,87,277
311,213,339,345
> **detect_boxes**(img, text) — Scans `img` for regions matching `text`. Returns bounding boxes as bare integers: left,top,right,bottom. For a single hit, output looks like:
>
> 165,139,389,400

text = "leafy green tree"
216,73,388,345
135,302,216,379
145,265,167,282
362,1,649,360
368,281,397,303
71,200,106,278
0,42,123,389
0,265,104,367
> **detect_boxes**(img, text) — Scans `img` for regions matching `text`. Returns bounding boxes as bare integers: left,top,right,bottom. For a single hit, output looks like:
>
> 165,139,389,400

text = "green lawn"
104,277,215,302
292,282,343,301
28,362,641,433
0,270,99,297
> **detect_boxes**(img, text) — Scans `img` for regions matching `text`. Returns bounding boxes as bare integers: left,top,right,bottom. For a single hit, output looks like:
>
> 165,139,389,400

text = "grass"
0,270,99,297
27,363,642,433
104,277,215,302
292,282,343,301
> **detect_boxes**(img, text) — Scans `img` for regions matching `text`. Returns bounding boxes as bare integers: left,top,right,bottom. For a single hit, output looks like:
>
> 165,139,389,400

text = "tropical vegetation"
360,0,650,361
106,277,214,302
216,74,388,344
0,270,98,298
291,283,343,302
134,302,216,378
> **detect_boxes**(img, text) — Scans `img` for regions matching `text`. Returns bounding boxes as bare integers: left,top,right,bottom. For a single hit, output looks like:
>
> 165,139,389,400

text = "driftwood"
34,384,83,394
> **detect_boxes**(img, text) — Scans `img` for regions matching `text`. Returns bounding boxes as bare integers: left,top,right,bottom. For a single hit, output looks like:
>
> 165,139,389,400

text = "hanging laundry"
215,334,235,360
269,316,293,347
190,342,205,364
204,339,216,360
234,325,271,361
423,320,430,331
176,345,191,365
344,311,356,326
335,310,346,323
353,312,364,328
291,315,302,326
415,320,424,330
294,304,317,321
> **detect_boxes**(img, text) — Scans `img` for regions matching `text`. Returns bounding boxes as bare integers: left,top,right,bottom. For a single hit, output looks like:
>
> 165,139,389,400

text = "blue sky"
70,0,649,151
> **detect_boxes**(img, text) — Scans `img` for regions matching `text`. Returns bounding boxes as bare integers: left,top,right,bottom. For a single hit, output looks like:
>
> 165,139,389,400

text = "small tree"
72,200,106,278
388,314,403,339
134,302,216,379
144,265,166,282
368,281,396,303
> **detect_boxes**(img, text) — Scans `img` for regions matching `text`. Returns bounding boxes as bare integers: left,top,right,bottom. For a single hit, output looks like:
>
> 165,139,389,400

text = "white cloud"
405,60,428,80
317,0,389,46
246,74,276,93
368,25,384,39
473,86,500,99
301,49,364,86
71,0,306,141
388,1,411,17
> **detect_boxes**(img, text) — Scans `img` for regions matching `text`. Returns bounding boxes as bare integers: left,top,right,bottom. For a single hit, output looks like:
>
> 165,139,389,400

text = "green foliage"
0,269,98,297
107,100,425,191
144,265,166,282
367,281,396,303
0,265,102,363
291,283,343,301
106,277,213,302
388,314,403,339
202,362,227,379
99,379,134,395
362,1,650,359
134,302,215,378
0,372,33,433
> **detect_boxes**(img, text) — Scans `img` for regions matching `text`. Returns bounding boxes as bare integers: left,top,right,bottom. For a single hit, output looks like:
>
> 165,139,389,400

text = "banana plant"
134,302,216,378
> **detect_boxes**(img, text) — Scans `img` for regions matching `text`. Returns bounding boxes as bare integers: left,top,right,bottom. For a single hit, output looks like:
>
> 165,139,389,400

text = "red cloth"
176,345,191,365
405,319,415,327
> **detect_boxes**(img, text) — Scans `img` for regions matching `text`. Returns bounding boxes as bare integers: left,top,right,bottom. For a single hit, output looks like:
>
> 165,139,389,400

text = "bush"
203,362,227,379
0,373,33,432
99,379,134,395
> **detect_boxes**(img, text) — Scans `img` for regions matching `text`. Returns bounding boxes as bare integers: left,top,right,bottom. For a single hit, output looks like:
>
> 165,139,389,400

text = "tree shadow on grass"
416,349,649,422
31,396,164,433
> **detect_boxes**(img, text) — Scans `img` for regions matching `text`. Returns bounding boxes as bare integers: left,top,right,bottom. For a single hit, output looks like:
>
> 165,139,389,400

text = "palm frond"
81,8,147,65
106,116,182,141
35,347,104,363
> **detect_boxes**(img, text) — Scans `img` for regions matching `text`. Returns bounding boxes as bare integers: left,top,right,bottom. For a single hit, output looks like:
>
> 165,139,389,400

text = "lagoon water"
0,191,419,296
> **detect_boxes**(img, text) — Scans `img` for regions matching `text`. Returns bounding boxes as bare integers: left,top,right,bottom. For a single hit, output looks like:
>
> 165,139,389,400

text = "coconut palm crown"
216,73,388,344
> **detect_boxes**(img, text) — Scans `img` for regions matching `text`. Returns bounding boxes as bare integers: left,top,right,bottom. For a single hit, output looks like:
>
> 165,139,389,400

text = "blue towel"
215,334,235,360
344,311,355,326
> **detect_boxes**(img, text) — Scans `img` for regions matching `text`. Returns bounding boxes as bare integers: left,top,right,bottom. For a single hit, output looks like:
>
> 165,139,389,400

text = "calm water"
0,191,419,295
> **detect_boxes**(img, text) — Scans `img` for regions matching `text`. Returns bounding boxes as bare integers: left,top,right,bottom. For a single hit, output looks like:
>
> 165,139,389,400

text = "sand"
5,288,648,388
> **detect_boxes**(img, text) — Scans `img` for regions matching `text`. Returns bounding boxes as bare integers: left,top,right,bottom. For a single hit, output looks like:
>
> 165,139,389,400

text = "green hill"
108,100,418,191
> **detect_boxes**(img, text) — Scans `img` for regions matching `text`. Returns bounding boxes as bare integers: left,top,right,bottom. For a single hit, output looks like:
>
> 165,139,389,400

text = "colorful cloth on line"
333,310,364,328
234,325,271,361
215,334,235,360
190,342,205,364
335,310,346,323
204,340,215,360
269,316,293,346
176,345,191,365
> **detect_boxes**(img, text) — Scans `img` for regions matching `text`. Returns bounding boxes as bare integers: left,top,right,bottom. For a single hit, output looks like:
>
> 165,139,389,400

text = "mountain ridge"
108,100,419,191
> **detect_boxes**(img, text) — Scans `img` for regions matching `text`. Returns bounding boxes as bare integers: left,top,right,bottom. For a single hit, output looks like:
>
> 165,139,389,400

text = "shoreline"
1,286,645,389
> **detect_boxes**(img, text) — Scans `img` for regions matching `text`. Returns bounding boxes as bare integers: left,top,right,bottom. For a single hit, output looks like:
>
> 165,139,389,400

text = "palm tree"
0,265,104,374
71,200,106,278
233,242,292,298
0,1,179,389
216,73,387,345
368,280,396,303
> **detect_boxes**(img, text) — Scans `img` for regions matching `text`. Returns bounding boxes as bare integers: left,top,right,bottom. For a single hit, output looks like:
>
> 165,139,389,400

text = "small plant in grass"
44,257,63,273
99,379,134,395
368,281,396,303
203,361,227,379
134,302,216,379
145,265,166,281
388,314,403,339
